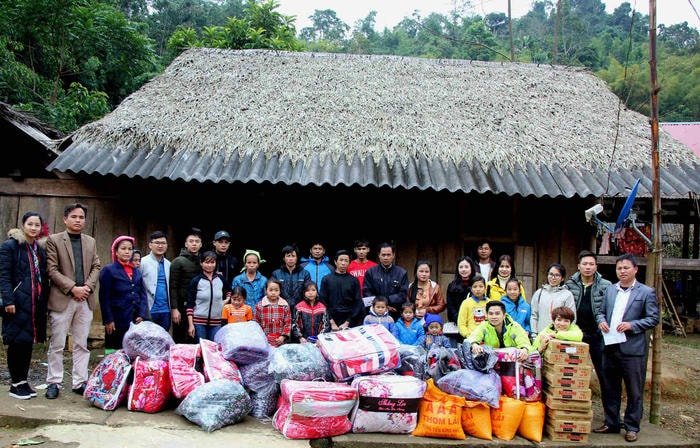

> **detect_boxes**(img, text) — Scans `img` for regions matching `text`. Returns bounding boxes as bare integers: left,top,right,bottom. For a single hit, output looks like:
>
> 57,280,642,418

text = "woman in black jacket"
0,211,49,400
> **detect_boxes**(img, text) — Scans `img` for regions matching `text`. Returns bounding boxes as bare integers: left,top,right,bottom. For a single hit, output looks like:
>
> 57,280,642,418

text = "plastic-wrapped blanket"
200,338,242,384
215,321,271,366
350,374,426,434
169,343,205,399
317,324,401,381
175,379,252,432
123,321,174,361
84,350,132,411
127,356,171,413
268,343,331,383
436,368,502,408
239,350,278,418
395,344,427,379
273,379,357,439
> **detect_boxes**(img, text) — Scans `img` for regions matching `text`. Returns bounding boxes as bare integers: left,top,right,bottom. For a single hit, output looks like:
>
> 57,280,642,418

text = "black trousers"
601,344,647,432
582,330,605,393
7,342,33,384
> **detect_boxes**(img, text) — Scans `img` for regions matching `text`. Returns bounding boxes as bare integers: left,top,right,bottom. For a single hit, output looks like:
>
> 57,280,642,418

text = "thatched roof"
48,48,700,198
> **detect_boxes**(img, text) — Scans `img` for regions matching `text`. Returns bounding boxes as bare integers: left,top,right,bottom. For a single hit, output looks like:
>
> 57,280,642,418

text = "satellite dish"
614,178,641,232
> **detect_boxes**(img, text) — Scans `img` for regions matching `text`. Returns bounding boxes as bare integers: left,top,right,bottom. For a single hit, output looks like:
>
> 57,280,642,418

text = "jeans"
194,324,221,343
150,312,171,332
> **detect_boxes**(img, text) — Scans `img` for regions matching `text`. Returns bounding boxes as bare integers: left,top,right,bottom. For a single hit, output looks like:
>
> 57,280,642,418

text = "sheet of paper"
603,329,627,345
362,295,375,308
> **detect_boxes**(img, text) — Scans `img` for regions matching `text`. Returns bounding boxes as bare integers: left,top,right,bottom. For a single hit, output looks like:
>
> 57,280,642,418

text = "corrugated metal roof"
48,141,700,198
48,50,700,199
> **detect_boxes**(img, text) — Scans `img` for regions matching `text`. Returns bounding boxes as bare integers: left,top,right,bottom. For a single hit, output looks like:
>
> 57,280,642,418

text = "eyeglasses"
548,272,562,278
151,241,167,246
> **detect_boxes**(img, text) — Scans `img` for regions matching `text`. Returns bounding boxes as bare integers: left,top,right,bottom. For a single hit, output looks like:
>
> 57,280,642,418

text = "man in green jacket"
467,300,532,362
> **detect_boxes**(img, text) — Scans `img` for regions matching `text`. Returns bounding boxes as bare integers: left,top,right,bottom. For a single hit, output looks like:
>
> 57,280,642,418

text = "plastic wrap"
169,343,205,399
200,338,242,384
122,320,174,361
394,344,427,379
84,349,132,411
268,343,331,383
351,374,426,434
436,368,502,408
127,356,172,413
214,321,270,365
175,379,252,432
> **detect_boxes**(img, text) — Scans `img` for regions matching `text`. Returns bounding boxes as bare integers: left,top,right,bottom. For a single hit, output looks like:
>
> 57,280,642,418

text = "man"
347,238,377,295
140,231,171,332
212,230,239,286
45,203,101,399
320,249,363,330
362,242,409,321
270,244,310,310
475,239,496,280
565,250,612,396
594,253,659,443
169,228,202,343
300,241,334,294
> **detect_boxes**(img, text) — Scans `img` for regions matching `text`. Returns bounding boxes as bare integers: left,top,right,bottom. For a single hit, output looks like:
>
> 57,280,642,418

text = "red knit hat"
111,236,135,262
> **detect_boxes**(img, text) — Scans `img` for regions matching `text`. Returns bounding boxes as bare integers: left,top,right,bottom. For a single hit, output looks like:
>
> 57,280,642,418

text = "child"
221,286,253,324
467,300,532,362
254,278,292,347
292,281,330,343
501,277,532,337
186,251,231,343
363,295,395,332
416,313,451,350
457,274,489,339
392,302,425,345
532,306,583,352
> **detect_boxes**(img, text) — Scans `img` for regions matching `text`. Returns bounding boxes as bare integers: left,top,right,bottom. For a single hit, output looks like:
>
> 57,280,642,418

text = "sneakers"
9,382,32,400
45,383,59,399
22,382,37,398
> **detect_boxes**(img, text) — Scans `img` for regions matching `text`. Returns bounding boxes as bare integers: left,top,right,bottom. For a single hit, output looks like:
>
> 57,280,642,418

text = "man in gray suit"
594,253,659,443
45,203,101,399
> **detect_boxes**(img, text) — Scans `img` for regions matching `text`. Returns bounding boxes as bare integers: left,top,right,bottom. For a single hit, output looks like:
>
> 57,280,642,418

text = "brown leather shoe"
625,431,638,442
593,424,620,434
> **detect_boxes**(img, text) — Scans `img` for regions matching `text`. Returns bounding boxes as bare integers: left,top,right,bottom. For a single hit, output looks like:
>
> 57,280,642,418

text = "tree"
302,9,349,42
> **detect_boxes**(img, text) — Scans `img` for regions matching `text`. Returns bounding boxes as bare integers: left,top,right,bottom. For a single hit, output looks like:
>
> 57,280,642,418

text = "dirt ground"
1,333,699,442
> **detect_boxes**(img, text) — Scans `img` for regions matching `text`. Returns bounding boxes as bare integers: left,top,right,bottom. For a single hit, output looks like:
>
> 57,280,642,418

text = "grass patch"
663,333,700,349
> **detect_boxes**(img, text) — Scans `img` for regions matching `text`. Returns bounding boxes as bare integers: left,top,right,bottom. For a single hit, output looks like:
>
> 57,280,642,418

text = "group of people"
0,210,659,443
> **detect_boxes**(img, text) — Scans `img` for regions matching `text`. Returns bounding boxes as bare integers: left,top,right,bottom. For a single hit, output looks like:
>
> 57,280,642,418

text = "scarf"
27,240,41,295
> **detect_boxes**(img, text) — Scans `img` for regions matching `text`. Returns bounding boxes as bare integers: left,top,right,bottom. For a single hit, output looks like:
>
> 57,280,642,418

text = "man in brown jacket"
45,203,101,399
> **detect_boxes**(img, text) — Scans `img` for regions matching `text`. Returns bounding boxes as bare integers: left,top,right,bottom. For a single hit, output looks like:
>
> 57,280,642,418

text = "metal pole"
647,0,663,425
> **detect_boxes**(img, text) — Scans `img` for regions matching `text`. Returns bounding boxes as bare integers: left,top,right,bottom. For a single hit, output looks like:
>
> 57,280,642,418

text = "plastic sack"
491,395,526,440
84,349,132,411
268,343,331,383
215,321,271,366
122,320,174,361
168,343,205,399
394,344,427,379
175,379,252,432
127,356,171,413
517,400,546,442
461,400,492,440
200,338,242,384
411,378,466,440
436,368,502,408
457,342,498,372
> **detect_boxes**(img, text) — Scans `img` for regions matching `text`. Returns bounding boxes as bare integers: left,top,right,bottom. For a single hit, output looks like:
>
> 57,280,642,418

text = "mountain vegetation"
0,0,697,132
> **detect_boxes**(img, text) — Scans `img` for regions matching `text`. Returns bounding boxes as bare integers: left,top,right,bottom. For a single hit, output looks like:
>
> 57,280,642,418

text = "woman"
98,236,149,352
0,211,49,399
187,250,231,343
407,260,445,322
486,254,526,302
445,255,478,324
530,263,576,335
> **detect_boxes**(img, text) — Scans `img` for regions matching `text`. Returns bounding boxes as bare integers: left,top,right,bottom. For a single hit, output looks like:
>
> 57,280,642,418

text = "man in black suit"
594,253,659,443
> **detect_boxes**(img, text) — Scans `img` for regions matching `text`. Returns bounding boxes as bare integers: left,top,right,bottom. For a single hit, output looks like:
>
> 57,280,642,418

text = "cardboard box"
543,363,592,378
544,392,593,411
543,352,590,365
544,386,592,401
545,339,590,356
544,371,590,389
545,425,589,442
546,418,592,433
547,408,594,421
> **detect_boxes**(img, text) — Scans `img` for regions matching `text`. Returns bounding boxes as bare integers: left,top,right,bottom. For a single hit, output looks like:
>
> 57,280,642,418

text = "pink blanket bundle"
316,324,401,381
169,343,205,399
200,339,242,384
273,379,358,439
351,374,426,434
128,356,172,413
